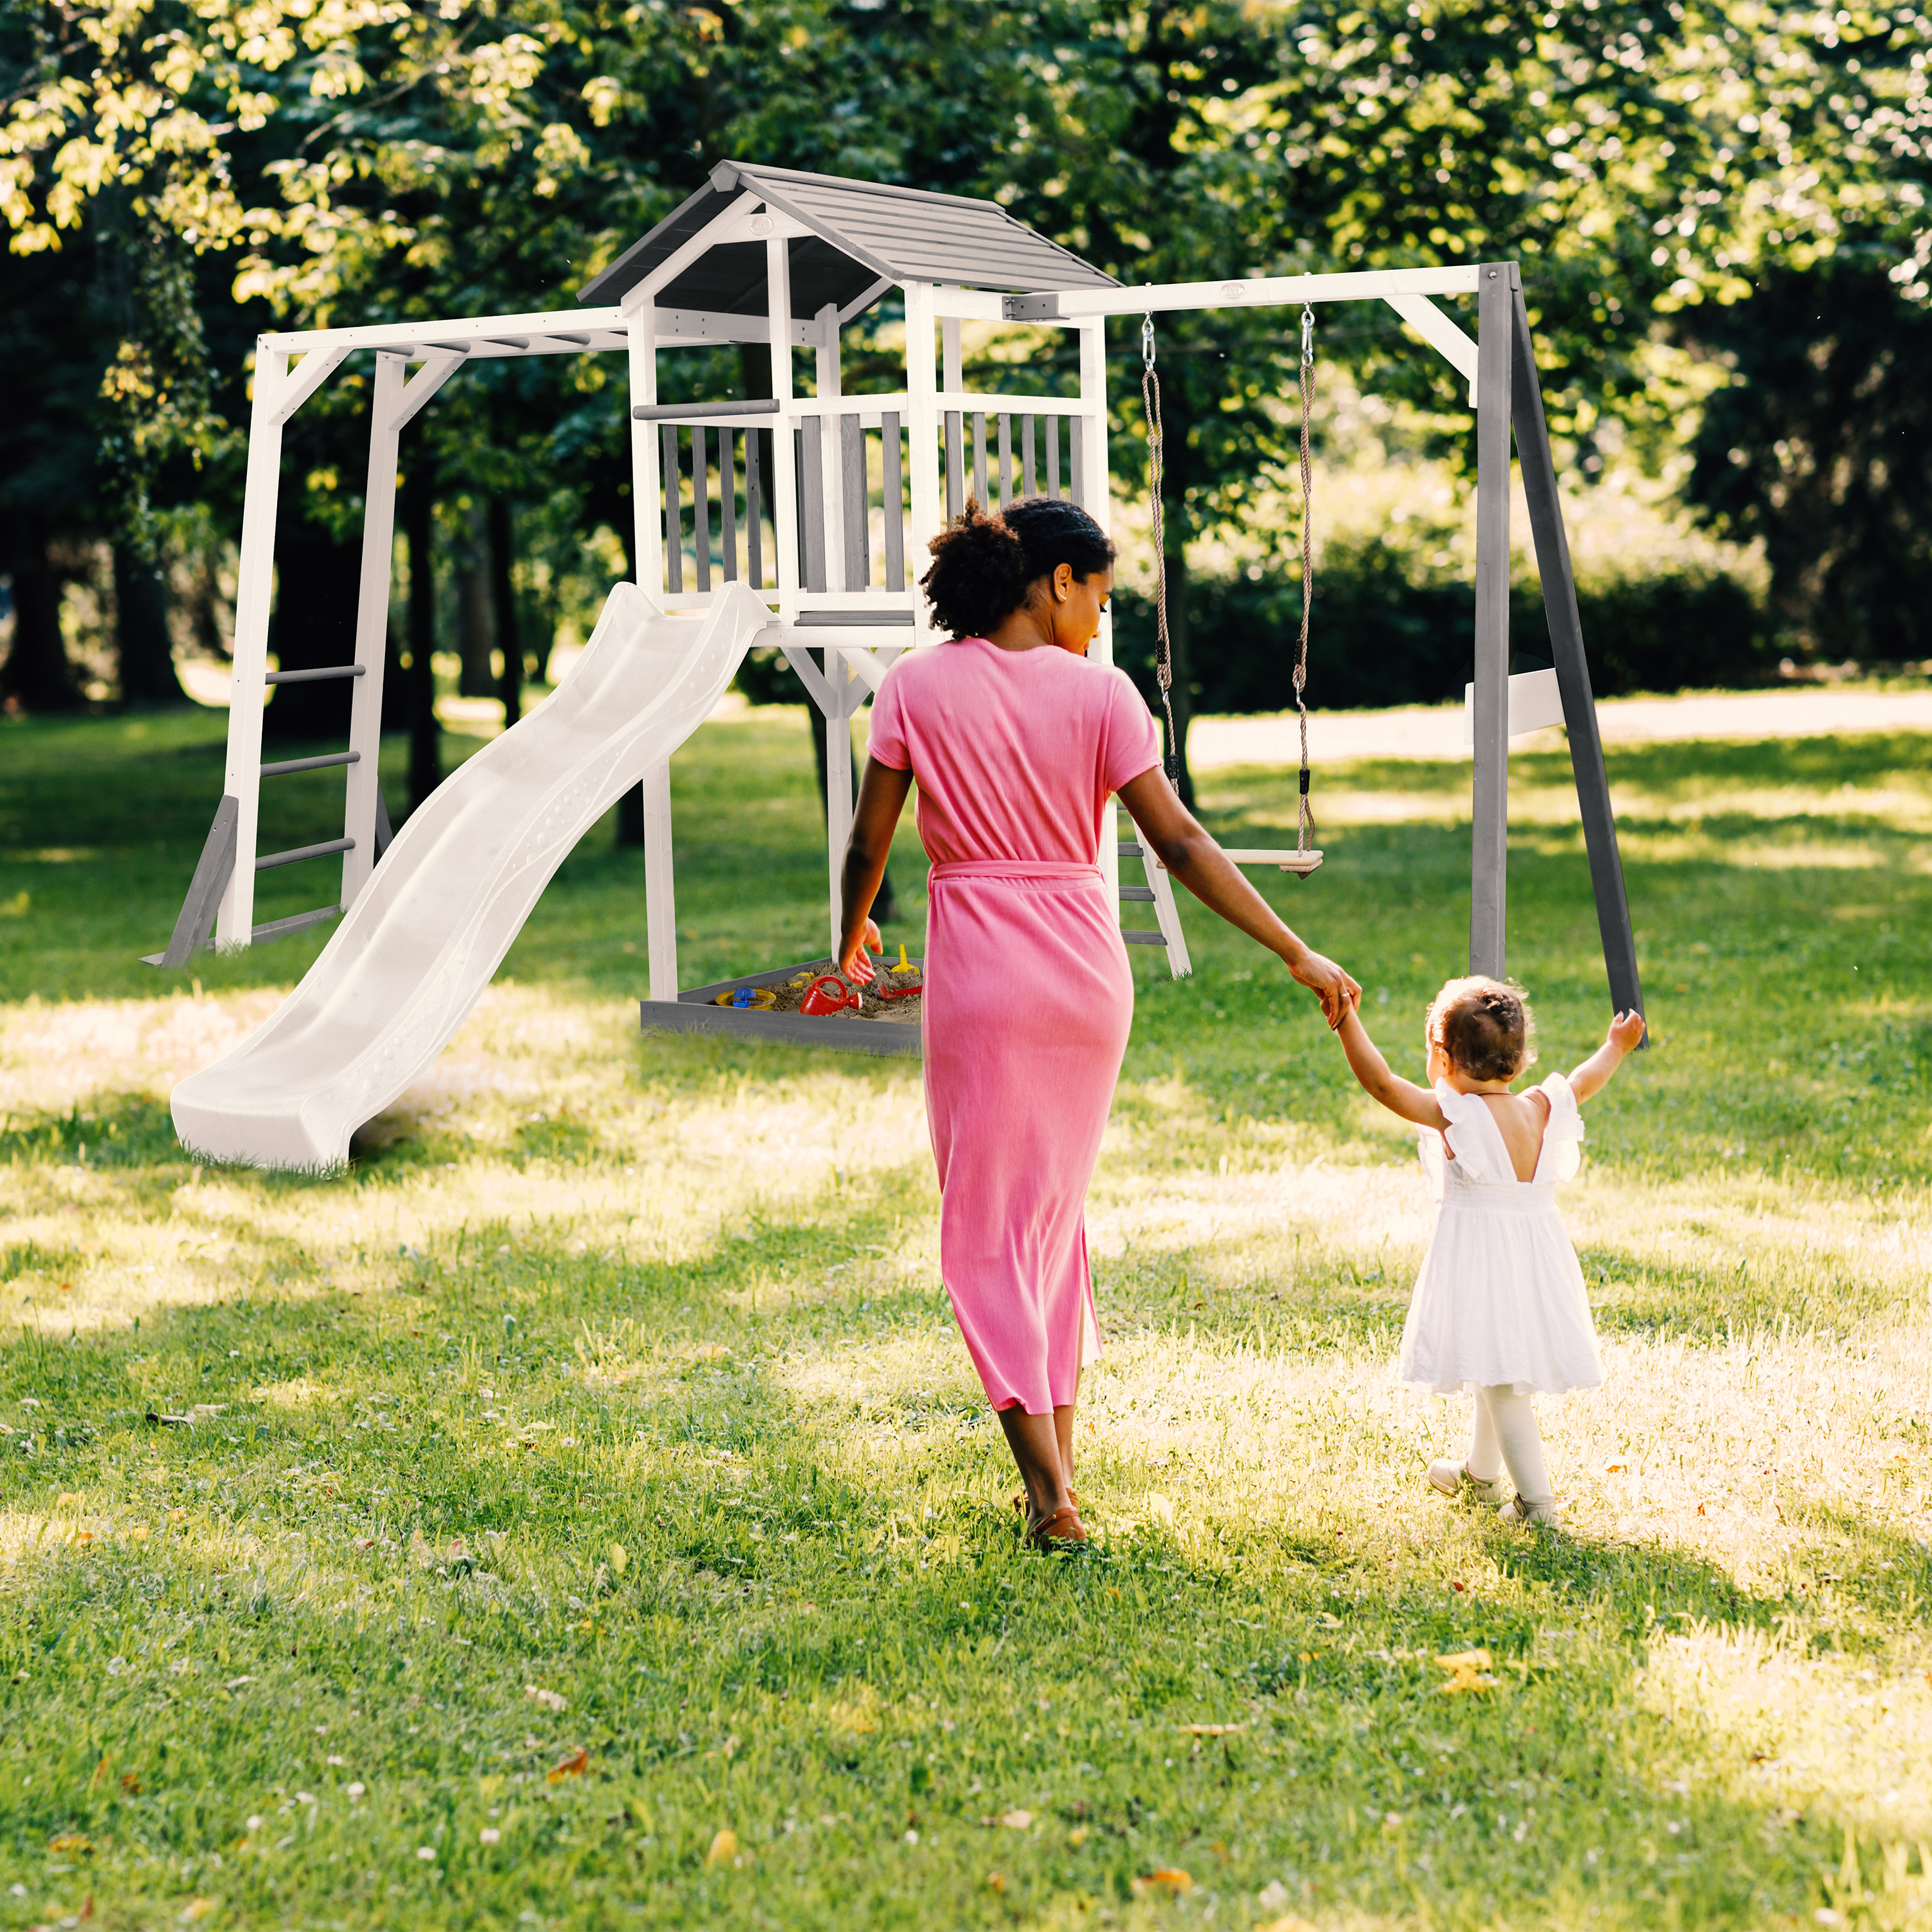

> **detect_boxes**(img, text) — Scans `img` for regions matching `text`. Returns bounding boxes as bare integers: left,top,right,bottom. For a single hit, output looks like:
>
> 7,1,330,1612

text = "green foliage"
1684,255,1932,661
1112,544,1775,711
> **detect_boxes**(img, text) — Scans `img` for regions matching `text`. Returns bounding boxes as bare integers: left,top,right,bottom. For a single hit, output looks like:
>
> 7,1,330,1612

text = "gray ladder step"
1120,886,1155,902
1122,929,1167,945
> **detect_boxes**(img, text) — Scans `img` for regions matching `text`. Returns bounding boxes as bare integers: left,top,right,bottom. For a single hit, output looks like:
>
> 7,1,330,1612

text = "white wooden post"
623,294,677,1000
826,655,857,958
942,310,962,394
216,341,289,945
904,283,940,646
1077,319,1122,905
340,351,404,909
626,297,663,596
767,237,799,611
815,302,845,591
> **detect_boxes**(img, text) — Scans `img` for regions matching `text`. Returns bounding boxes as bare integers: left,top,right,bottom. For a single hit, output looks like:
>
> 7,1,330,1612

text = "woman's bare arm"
1334,1006,1448,1130
837,757,915,980
1115,766,1360,1027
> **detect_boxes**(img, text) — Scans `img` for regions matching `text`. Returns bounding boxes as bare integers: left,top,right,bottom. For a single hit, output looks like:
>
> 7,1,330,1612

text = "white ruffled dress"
1397,1072,1604,1397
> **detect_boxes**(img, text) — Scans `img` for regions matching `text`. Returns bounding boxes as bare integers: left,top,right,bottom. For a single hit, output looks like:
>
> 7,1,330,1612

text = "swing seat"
1222,847,1324,875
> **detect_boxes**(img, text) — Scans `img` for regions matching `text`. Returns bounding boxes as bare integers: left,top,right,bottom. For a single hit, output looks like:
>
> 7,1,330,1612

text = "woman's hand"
840,920,882,984
1288,949,1361,1030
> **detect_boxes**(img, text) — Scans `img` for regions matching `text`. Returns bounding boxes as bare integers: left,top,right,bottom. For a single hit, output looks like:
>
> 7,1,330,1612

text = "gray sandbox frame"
641,958,924,1059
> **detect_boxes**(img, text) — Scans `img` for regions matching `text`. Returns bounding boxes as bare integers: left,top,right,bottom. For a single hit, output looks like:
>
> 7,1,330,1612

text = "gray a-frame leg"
143,794,239,968
1508,287,1646,1029
1465,263,1645,1028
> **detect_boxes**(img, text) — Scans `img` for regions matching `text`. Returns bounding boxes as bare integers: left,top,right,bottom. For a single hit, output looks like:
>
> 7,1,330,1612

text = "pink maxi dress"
866,636,1160,1416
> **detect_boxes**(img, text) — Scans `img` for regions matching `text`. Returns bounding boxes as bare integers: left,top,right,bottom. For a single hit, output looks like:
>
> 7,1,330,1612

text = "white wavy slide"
173,582,773,1170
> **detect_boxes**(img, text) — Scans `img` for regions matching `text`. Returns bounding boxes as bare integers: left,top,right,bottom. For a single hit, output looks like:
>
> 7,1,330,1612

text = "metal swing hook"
1142,313,1158,371
1300,304,1315,369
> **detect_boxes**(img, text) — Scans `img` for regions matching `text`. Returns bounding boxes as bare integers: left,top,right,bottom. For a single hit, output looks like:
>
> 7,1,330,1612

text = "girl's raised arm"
1567,1009,1647,1103
1334,1005,1448,1131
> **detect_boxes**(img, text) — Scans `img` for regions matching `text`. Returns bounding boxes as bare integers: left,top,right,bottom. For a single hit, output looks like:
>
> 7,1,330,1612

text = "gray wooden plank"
1510,286,1646,1028
1022,414,1036,497
972,413,987,506
1470,263,1514,978
692,426,712,592
998,412,1012,507
661,423,683,594
882,412,905,589
1068,417,1085,507
842,415,869,592
799,417,828,593
746,427,764,588
1046,417,1061,498
945,411,964,519
720,430,738,582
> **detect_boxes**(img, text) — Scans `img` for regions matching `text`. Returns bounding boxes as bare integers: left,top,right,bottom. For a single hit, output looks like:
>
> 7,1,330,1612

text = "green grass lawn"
0,698,1929,1931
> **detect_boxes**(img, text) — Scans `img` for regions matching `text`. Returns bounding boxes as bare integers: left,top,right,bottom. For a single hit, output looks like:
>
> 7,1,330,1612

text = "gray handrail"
632,398,779,422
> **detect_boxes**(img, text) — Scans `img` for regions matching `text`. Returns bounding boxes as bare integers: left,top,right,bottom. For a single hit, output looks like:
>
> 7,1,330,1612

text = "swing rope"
1141,316,1181,790
1294,303,1316,857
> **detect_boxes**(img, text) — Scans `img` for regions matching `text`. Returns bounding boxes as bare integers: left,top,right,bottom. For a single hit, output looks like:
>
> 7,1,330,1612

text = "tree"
1683,255,1932,659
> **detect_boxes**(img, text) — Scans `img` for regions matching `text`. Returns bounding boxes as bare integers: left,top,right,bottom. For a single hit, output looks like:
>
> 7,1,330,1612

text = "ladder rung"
1120,886,1155,902
1122,929,1168,945
256,837,355,871
1117,840,1143,858
265,665,367,685
261,750,360,778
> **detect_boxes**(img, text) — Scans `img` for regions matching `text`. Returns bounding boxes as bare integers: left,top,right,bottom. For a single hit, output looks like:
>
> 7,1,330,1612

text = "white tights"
1466,1385,1554,1509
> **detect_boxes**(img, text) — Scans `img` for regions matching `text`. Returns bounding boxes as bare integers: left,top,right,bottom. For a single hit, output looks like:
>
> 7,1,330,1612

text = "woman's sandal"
1011,1486,1079,1517
1025,1504,1089,1550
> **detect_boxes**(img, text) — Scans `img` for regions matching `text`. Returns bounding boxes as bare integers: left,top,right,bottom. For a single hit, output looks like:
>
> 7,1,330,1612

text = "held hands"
840,920,883,985
1289,949,1363,1030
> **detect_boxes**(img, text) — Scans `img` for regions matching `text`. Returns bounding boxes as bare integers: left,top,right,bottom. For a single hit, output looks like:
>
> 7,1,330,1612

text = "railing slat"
840,415,869,593
720,428,739,582
692,426,712,592
799,419,828,594
661,423,683,594
1023,415,1037,498
1046,416,1061,498
882,412,904,591
972,413,988,507
998,413,1013,509
945,411,964,520
746,425,764,589
1069,417,1085,509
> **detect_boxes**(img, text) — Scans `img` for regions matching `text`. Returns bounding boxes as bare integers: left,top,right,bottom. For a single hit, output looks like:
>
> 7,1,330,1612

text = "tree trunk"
491,495,522,728
1,549,82,711
113,542,189,705
263,520,359,742
402,475,440,813
455,498,495,697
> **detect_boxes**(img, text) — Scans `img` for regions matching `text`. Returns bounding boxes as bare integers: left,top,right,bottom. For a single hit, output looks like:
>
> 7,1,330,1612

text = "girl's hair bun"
1426,975,1537,1083
920,496,1116,639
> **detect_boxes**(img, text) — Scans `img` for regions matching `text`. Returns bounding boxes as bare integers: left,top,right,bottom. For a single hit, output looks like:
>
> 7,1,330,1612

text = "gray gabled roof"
576,160,1118,314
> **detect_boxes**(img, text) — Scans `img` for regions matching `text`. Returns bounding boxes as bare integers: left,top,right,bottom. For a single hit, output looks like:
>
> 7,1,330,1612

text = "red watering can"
799,974,862,1017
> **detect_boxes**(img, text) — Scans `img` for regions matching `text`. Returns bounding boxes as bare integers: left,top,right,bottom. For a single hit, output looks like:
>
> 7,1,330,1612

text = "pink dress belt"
929,860,1103,884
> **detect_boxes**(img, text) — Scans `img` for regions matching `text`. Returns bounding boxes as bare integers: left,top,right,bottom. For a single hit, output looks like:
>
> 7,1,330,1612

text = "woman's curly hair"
1426,975,1537,1083
919,497,1116,639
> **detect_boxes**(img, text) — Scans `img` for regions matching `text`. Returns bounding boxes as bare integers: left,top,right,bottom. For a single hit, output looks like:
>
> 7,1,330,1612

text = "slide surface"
173,582,772,1169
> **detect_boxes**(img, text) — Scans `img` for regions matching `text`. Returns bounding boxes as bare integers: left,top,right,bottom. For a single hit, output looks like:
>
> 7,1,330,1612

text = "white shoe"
1502,1493,1560,1526
1427,1460,1511,1507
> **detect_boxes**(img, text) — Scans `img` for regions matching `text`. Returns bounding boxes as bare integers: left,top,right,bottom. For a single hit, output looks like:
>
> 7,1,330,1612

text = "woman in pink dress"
837,500,1358,1548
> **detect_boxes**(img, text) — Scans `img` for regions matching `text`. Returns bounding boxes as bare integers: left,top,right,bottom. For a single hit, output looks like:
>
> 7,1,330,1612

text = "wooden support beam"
1469,263,1515,978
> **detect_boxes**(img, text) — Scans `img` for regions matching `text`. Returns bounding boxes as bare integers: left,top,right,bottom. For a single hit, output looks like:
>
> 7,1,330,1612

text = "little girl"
1332,975,1646,1524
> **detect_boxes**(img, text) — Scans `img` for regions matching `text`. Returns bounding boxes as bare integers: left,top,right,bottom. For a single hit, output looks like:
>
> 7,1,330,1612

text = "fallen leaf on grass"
998,1810,1032,1830
55,1492,81,1508
984,1873,1005,1893
547,1749,589,1784
120,1774,142,1795
607,1542,629,1577
1132,1869,1193,1897
1069,1827,1090,1846
1435,1649,1498,1694
1257,1918,1320,1932
48,1834,93,1854
1182,1723,1245,1737
524,1685,567,1712
178,1901,215,1922
705,1828,737,1866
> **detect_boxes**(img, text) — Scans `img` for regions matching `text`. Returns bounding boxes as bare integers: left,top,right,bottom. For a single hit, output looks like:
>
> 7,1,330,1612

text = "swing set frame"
1023,260,1645,1018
